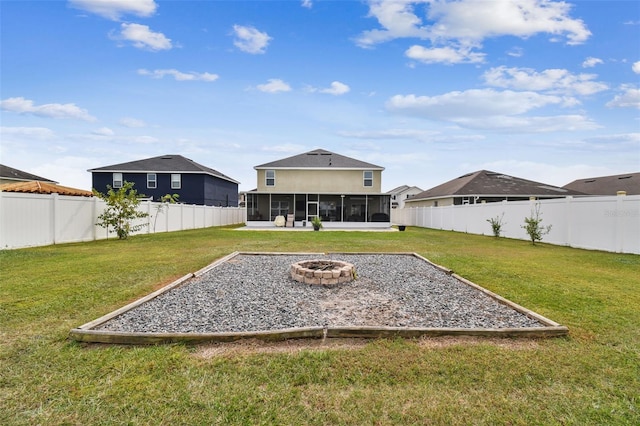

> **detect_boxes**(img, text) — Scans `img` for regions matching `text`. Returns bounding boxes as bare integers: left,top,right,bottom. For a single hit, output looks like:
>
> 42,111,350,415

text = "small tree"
93,181,149,239
153,193,180,232
486,213,506,238
522,202,552,245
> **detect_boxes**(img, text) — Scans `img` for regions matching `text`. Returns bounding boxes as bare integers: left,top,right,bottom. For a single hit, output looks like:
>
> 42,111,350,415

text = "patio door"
307,201,318,222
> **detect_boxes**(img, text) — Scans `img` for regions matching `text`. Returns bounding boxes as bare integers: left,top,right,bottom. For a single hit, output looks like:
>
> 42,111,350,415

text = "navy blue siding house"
89,155,240,206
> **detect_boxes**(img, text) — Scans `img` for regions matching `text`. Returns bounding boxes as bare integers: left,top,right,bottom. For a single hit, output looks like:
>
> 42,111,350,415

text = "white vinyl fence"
391,195,640,254
0,192,246,249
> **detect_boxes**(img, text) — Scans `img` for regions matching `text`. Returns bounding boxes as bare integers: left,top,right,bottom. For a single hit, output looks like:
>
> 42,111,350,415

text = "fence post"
51,193,59,245
565,196,573,247
615,192,626,253
180,203,185,231
146,200,152,234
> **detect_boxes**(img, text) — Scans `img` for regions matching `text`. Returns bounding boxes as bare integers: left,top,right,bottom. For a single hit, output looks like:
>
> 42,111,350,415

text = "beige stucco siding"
256,169,382,193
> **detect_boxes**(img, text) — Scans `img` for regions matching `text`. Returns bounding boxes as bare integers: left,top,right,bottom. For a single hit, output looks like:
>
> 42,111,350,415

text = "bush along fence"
0,192,246,249
391,194,640,254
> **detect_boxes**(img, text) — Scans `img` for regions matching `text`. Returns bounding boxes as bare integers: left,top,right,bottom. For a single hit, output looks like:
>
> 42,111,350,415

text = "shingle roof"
409,170,584,201
0,181,93,197
88,155,240,184
563,172,639,195
0,164,56,183
254,149,384,170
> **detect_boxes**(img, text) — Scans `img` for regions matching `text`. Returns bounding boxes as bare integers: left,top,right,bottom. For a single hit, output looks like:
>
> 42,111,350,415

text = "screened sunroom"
246,192,391,228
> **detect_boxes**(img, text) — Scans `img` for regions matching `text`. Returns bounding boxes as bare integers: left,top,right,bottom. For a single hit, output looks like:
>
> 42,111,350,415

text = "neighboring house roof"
0,164,57,183
0,181,93,197
563,172,639,195
88,155,240,184
408,170,583,202
254,148,384,170
387,184,423,194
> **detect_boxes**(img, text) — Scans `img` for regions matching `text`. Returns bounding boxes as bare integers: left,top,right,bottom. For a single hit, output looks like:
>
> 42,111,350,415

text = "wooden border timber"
69,252,569,345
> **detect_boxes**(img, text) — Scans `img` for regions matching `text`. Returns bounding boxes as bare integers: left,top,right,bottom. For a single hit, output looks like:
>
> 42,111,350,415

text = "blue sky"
1,0,638,192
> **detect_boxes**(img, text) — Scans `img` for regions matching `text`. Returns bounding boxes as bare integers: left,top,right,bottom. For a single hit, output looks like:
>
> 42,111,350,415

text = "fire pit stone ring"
290,259,356,287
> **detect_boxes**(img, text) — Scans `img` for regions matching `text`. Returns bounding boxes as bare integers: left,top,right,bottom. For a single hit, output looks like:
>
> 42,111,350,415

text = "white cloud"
0,126,56,140
386,89,599,132
582,57,603,68
451,114,599,132
256,79,291,93
387,89,566,119
0,97,96,121
425,0,591,45
92,127,114,136
232,25,271,54
356,0,590,64
301,0,313,9
356,1,429,47
119,117,146,128
306,81,351,96
112,23,172,51
483,66,608,96
137,68,219,81
632,61,640,74
69,0,157,21
507,47,524,57
606,86,640,109
405,45,485,64
584,132,640,147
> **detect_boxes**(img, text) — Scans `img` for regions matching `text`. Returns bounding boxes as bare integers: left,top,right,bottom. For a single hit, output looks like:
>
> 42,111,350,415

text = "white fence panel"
1,192,55,248
55,194,97,243
0,192,245,249
394,195,639,254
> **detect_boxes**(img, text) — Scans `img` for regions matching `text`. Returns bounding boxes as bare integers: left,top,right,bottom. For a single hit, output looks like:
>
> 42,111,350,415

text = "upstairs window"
266,170,275,187
363,171,373,187
113,173,123,188
147,173,157,189
171,174,181,189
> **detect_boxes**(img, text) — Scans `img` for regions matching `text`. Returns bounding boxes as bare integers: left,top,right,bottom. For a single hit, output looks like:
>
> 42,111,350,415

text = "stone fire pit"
290,259,356,287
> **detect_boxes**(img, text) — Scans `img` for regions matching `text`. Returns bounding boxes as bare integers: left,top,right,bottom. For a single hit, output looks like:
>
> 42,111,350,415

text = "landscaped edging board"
69,251,568,345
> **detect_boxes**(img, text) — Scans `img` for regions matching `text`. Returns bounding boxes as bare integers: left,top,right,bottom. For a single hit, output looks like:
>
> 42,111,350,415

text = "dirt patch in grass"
192,336,541,358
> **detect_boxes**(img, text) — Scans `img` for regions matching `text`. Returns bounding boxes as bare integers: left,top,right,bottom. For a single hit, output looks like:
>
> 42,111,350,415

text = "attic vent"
584,179,596,183
618,176,632,180
320,153,331,156
458,173,473,178
161,156,173,159
307,153,318,156
496,174,512,180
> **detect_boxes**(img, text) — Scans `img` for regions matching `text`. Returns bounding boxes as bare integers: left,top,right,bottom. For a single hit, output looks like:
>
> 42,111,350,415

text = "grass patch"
1,225,638,424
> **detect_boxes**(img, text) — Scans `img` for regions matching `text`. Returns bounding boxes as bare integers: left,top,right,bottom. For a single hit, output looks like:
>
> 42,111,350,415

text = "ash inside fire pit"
290,259,356,287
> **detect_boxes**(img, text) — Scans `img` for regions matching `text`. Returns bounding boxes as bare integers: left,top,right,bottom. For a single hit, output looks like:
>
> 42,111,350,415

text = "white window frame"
265,170,275,187
171,174,181,190
363,171,373,187
147,173,157,189
113,172,123,188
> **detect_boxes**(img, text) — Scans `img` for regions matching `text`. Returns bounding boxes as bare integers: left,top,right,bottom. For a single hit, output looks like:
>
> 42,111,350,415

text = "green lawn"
1,226,638,425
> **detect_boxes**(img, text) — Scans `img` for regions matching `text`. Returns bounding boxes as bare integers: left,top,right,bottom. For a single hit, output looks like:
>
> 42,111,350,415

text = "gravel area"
96,253,544,333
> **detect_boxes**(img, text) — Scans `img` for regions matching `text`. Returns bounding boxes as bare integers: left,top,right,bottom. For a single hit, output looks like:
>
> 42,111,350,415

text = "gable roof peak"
255,148,384,170
88,154,240,184
409,169,583,201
